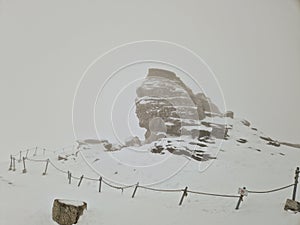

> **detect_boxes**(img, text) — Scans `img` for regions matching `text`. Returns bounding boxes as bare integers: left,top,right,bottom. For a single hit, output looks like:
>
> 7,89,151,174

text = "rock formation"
135,68,226,141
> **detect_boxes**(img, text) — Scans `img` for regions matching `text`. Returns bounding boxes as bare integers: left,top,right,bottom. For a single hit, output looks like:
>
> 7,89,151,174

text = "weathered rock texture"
52,199,87,225
284,199,300,212
125,136,142,147
135,68,224,141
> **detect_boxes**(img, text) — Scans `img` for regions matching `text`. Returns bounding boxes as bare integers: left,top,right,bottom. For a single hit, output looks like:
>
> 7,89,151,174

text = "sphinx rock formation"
135,68,226,142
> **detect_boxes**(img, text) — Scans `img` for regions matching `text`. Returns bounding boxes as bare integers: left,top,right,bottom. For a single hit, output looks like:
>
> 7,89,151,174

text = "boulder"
52,199,87,225
284,199,300,212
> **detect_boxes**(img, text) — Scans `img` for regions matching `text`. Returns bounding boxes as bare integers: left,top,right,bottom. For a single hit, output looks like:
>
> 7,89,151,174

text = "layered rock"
135,68,225,141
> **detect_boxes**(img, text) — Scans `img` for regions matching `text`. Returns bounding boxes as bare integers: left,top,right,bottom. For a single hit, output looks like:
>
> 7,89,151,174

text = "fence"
7,146,299,210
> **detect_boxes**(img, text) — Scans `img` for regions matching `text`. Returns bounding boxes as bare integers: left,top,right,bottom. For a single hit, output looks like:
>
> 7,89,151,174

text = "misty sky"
0,0,299,159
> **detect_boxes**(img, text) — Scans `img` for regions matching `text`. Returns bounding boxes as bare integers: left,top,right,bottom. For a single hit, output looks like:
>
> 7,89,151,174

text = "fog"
0,0,299,159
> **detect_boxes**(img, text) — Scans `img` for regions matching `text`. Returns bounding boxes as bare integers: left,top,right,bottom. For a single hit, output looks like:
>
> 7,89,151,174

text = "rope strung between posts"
70,174,81,180
83,176,99,182
26,158,48,163
101,178,135,190
138,186,182,193
247,183,295,194
10,147,299,203
26,153,297,197
26,152,136,189
48,160,69,174
187,190,240,198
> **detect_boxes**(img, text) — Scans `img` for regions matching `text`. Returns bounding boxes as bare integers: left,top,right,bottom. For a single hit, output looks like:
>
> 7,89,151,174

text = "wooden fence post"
78,175,84,187
18,151,22,163
179,187,188,206
22,157,27,173
12,157,16,171
8,155,12,171
99,177,102,193
42,159,49,175
292,167,299,201
26,149,29,158
68,171,72,184
235,187,247,210
132,182,139,198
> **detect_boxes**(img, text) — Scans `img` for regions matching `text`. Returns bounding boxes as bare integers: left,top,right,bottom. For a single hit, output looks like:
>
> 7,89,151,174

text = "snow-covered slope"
1,117,300,225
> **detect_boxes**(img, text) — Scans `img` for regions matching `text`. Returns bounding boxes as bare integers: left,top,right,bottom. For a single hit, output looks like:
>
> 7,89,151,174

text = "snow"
1,118,300,225
181,125,213,132
59,199,85,207
202,116,227,126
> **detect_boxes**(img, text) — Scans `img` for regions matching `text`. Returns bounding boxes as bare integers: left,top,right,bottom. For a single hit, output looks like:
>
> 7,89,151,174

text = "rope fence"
7,146,299,210
248,184,295,194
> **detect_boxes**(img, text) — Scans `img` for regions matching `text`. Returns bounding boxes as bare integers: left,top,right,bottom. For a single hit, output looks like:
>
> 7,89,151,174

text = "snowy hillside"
1,116,300,225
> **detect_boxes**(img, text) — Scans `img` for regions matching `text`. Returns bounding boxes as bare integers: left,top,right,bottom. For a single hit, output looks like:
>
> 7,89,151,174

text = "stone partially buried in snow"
284,199,300,212
52,199,87,225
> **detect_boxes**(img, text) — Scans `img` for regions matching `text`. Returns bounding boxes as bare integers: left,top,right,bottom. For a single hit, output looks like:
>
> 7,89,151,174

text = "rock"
224,111,234,119
284,199,300,212
241,119,251,127
267,141,280,147
182,128,211,139
125,136,142,147
135,68,221,140
211,125,228,139
237,138,248,144
194,93,221,115
260,136,273,142
149,117,167,134
58,155,67,161
260,136,281,147
52,199,87,225
145,133,166,144
103,142,112,151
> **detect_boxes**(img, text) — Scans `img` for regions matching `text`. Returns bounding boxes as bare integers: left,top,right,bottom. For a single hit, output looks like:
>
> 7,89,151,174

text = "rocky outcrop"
224,111,234,119
284,199,300,212
52,199,87,225
125,136,142,147
135,68,223,141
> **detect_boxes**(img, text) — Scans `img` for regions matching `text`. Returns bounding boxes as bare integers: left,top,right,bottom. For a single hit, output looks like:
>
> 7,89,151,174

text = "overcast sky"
0,0,299,159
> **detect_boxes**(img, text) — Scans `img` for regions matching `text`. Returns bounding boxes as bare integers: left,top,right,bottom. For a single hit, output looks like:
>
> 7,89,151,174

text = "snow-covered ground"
1,118,300,225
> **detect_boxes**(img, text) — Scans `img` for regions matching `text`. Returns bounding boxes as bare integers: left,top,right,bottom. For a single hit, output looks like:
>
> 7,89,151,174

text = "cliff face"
135,68,223,140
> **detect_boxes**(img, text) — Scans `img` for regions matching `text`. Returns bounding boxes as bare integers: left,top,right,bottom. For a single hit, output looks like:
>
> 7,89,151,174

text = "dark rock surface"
241,119,251,127
224,111,234,119
135,68,223,141
52,199,87,225
237,138,248,144
284,199,300,212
